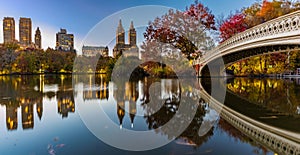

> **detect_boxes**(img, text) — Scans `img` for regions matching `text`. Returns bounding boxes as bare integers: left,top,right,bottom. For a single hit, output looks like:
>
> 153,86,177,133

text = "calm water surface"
0,75,299,155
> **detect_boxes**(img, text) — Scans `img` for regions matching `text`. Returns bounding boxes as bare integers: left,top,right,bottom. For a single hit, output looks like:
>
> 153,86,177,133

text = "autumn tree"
219,13,248,42
220,0,300,42
0,46,76,74
0,48,19,73
142,0,216,60
220,0,300,76
242,2,262,28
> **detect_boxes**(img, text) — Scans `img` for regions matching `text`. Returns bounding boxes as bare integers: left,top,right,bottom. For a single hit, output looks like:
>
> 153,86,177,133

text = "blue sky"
0,0,257,52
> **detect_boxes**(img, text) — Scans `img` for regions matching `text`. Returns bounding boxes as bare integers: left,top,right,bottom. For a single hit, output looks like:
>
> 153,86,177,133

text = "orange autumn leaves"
219,0,300,42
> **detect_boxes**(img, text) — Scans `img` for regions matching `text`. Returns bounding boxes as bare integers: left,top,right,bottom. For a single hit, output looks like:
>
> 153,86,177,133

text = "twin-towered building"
82,19,138,58
113,20,138,57
3,17,41,49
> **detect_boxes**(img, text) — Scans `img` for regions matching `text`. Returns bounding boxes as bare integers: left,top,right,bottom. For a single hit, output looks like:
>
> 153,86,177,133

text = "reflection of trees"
81,74,110,101
111,76,212,147
227,78,300,116
142,78,214,147
176,104,213,147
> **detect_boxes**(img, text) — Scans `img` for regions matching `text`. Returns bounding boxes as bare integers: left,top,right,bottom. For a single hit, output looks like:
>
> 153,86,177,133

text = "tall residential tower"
56,28,74,51
19,17,32,46
3,17,15,43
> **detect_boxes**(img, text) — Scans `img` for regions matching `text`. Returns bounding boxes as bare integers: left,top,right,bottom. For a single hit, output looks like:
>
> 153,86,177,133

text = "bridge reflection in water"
191,10,300,154
200,77,300,155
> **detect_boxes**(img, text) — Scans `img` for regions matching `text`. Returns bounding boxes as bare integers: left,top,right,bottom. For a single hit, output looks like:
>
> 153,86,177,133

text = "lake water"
0,75,299,155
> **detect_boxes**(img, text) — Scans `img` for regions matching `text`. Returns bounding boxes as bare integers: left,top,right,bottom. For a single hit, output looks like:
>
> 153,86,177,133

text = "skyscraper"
19,17,32,46
3,17,15,43
34,27,41,49
56,28,74,51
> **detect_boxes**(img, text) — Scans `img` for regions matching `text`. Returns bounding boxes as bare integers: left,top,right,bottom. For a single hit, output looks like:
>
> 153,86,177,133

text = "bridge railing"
195,10,300,66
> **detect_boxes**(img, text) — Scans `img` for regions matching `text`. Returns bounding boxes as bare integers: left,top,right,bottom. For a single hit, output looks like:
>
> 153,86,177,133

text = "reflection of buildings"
161,79,181,101
57,97,75,118
83,75,109,100
129,99,137,128
0,75,78,131
98,78,109,100
36,101,43,120
113,20,138,58
117,101,125,128
5,97,43,130
57,81,75,118
125,82,138,128
21,98,34,129
113,79,183,129
6,106,18,130
114,81,139,128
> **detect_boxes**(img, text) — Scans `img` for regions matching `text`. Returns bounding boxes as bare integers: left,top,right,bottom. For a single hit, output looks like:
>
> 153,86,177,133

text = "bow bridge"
193,10,300,76
192,11,300,153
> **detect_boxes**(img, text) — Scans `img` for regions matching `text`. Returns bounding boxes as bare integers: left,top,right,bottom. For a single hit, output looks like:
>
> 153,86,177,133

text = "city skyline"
0,0,257,51
1,16,75,51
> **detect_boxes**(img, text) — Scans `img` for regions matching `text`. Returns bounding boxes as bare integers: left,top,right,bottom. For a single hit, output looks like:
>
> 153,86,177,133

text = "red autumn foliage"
142,0,216,60
219,13,248,42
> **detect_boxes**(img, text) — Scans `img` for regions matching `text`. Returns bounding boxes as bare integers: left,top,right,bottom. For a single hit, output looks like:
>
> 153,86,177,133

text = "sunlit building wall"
56,28,74,51
3,17,15,43
82,46,109,57
21,101,34,129
6,106,18,130
19,17,32,46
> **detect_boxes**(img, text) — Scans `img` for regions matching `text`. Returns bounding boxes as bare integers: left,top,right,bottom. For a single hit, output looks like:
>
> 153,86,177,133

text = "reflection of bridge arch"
194,11,300,152
194,10,300,76
199,81,300,155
